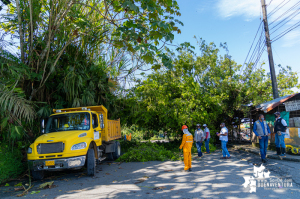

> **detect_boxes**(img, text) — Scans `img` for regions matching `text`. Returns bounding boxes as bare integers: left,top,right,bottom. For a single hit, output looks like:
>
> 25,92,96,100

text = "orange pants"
183,152,192,170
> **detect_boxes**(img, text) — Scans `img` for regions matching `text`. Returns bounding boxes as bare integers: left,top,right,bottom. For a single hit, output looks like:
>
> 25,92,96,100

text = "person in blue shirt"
253,114,271,163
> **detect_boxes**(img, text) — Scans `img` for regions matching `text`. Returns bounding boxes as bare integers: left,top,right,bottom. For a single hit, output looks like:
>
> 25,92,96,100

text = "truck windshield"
45,112,90,133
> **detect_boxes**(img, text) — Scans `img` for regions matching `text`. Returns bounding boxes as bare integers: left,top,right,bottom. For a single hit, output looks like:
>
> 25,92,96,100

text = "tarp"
265,111,290,126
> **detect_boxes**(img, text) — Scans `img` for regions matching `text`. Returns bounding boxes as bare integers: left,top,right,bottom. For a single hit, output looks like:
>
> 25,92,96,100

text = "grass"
0,145,26,184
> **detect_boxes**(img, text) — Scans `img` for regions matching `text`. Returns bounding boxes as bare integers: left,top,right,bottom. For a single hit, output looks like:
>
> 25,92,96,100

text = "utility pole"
261,0,279,99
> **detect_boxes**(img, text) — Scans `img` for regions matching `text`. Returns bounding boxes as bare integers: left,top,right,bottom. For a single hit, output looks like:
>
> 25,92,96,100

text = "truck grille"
37,142,64,154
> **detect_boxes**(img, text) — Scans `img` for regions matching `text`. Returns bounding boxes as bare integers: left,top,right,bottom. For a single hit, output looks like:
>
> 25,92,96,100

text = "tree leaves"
122,40,300,136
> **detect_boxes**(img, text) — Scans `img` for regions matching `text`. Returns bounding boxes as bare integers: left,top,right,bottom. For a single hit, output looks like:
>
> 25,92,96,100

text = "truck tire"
87,149,95,176
31,170,44,180
113,141,121,160
107,152,114,161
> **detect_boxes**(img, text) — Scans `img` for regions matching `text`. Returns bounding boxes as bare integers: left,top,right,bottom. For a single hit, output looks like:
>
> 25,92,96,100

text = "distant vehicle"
27,106,121,179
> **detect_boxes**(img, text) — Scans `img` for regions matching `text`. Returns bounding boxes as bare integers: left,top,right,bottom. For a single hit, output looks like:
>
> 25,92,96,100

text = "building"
250,93,300,150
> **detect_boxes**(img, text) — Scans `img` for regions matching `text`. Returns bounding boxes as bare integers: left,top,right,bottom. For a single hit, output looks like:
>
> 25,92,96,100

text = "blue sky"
172,0,300,91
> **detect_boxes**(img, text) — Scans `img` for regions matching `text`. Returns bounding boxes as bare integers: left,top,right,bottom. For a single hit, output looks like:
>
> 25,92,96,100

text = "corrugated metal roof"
255,93,300,113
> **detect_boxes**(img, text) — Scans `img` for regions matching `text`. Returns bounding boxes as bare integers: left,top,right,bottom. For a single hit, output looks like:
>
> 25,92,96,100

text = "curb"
234,146,300,162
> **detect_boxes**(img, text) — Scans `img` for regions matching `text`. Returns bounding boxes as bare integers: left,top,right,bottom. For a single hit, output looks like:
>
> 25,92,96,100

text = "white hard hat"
203,124,207,127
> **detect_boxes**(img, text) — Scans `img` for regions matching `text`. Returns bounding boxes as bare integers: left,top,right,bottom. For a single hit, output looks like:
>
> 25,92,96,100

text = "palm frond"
0,85,36,122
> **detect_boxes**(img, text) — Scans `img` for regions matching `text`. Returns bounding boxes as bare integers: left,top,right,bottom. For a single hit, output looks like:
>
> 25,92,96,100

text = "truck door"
92,113,101,146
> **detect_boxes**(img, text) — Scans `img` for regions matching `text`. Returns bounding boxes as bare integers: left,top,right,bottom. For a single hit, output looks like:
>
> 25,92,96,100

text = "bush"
0,146,26,184
121,125,172,141
121,125,148,141
116,142,180,162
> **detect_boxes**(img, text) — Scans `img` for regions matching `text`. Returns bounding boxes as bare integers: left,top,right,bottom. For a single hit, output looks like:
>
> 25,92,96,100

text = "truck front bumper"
28,156,86,171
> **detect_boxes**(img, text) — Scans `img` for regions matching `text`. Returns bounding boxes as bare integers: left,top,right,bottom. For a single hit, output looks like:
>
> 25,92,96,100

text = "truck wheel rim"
118,145,120,156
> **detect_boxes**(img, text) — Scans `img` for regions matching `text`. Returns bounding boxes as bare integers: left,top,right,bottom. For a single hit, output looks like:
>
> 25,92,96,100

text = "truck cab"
27,106,121,179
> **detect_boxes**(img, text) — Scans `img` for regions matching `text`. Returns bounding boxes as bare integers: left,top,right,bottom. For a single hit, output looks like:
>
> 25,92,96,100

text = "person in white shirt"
217,123,231,159
194,124,204,157
203,124,210,154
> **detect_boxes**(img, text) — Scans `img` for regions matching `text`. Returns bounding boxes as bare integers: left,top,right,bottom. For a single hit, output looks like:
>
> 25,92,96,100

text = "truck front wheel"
31,170,44,180
113,141,121,160
86,149,95,176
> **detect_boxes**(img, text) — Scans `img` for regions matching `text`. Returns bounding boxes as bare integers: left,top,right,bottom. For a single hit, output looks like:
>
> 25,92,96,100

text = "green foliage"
0,145,26,184
116,142,181,162
122,124,169,141
203,143,217,153
121,39,300,137
118,137,217,162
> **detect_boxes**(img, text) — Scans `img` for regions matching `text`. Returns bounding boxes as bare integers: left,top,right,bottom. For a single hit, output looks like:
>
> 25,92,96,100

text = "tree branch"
15,0,25,63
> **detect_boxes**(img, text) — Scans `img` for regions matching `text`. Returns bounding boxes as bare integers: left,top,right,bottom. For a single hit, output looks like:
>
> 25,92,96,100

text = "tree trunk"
16,0,25,63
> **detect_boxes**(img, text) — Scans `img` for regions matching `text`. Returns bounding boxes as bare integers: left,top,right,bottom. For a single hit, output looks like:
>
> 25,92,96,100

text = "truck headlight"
27,147,32,154
71,142,87,150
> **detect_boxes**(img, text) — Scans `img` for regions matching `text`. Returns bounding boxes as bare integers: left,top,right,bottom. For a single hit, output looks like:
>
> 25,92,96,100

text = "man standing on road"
253,114,271,163
274,112,288,156
179,125,194,172
194,124,204,158
203,124,210,154
217,123,230,159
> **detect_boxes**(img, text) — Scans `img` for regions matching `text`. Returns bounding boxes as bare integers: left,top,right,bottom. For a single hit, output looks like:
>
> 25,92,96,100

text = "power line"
240,41,266,83
240,21,263,74
269,1,300,26
272,20,300,42
268,0,291,17
252,43,266,71
248,24,265,65
268,0,274,6
270,8,300,34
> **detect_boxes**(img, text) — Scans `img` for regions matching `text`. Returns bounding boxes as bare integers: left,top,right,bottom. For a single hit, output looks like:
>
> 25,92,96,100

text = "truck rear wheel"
113,141,121,160
31,170,44,180
87,149,95,176
107,152,114,161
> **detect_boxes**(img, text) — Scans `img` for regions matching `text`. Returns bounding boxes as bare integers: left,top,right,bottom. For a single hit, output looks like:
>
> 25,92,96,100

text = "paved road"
1,148,300,198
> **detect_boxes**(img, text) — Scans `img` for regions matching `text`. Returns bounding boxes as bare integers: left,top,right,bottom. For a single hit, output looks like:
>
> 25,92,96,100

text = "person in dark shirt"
274,112,288,156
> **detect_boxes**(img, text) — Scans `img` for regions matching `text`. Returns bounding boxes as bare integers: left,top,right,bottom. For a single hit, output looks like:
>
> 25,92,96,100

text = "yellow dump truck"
27,106,121,179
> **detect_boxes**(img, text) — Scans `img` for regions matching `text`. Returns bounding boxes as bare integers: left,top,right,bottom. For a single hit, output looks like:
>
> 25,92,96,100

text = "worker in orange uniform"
127,133,132,141
179,125,194,172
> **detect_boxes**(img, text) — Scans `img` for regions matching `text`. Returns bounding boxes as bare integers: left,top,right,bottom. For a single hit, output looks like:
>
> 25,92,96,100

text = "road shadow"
1,148,299,198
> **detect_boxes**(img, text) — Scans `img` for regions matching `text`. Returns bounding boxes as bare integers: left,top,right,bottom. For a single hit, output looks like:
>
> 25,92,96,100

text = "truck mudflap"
28,156,86,171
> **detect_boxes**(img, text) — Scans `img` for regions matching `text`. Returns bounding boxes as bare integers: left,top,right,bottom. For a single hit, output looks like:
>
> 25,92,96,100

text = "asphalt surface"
1,148,300,199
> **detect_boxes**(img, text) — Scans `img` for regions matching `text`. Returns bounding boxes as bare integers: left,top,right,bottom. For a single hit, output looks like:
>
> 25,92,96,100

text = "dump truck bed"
106,119,121,141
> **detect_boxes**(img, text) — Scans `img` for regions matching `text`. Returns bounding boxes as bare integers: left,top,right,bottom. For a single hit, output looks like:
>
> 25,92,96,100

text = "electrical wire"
252,43,266,71
248,25,265,66
268,0,274,7
240,41,266,83
268,0,291,17
270,8,300,35
269,1,300,25
270,8,300,34
272,20,300,42
240,21,263,74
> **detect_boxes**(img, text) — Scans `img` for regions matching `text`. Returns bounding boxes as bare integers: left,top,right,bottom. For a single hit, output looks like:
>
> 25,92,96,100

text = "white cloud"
281,30,300,47
217,0,261,20
216,0,300,46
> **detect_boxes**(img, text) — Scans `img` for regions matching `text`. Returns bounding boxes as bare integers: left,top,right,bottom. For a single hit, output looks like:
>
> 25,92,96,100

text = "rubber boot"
276,147,281,155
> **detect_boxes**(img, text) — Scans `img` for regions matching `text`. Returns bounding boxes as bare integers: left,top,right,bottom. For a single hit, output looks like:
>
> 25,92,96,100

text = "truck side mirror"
41,119,45,134
40,118,48,134
100,114,104,129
